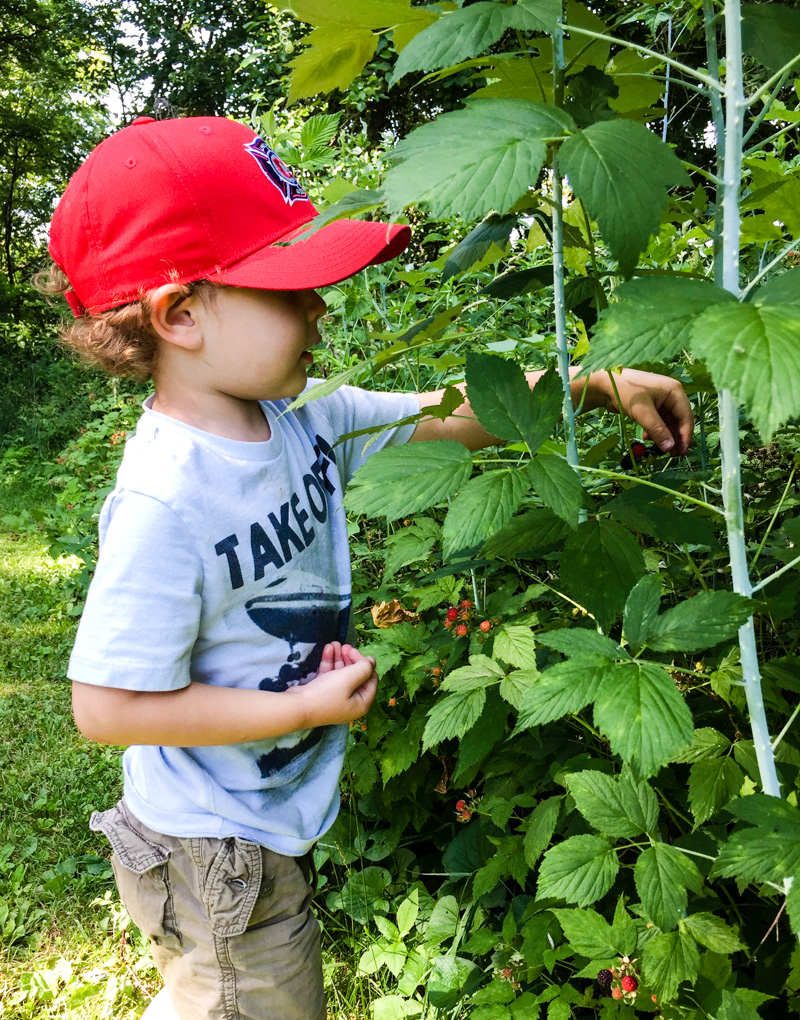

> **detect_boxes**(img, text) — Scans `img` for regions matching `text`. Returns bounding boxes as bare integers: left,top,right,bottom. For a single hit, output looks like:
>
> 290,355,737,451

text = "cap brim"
206,219,411,291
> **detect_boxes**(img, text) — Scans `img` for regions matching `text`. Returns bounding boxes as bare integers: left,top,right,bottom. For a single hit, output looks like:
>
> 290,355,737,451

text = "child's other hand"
301,642,378,726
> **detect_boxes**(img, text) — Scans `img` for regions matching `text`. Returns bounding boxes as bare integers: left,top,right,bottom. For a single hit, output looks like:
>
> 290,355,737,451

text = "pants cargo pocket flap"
90,803,169,874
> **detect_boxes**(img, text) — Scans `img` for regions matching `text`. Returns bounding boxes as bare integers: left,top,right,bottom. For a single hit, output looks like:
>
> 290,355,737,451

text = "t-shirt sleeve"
311,384,420,485
68,490,203,692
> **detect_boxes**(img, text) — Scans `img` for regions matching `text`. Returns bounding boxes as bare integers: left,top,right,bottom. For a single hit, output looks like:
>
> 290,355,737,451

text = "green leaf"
623,575,662,651
482,508,570,557
718,989,763,1020
680,913,745,954
611,897,638,957
523,796,561,866
287,25,378,102
537,834,619,906
710,795,800,885
466,356,563,453
441,655,505,693
443,215,517,282
480,265,553,300
742,3,800,75
384,100,575,221
493,625,538,670
275,0,426,28
425,895,460,945
505,0,560,34
558,120,690,275
299,112,341,149
646,591,756,652
690,300,800,442
390,3,510,84
581,277,734,372
635,843,703,932
551,908,623,958
560,519,645,632
536,628,627,661
515,659,606,730
442,469,532,558
372,995,422,1020
593,661,693,778
423,689,486,749
670,727,731,764
298,189,384,239
528,455,584,528
688,758,744,827
753,267,800,304
565,769,659,838
453,692,508,782
427,955,482,1010
337,867,392,923
643,929,699,1000
396,892,420,939
345,441,473,518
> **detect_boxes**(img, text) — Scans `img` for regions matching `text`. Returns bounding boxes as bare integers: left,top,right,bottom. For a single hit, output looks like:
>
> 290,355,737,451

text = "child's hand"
300,642,378,726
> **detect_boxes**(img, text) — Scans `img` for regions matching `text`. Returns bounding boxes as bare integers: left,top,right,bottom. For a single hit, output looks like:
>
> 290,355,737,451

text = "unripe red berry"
432,667,441,676
444,618,454,629
611,987,623,1000
455,799,466,811
479,620,491,632
460,599,472,609
446,607,459,621
621,976,638,993
388,697,397,707
460,609,471,620
631,441,647,458
456,624,468,637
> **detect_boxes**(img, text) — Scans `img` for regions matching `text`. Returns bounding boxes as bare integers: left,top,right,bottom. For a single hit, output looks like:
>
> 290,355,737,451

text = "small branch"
748,900,787,963
574,464,725,515
752,456,800,567
747,55,800,107
743,71,792,143
741,239,800,297
681,159,725,187
745,121,800,156
557,22,725,92
751,552,800,594
772,705,800,752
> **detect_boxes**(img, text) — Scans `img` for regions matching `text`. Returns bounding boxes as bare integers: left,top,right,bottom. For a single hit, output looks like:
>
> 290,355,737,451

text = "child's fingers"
317,642,339,674
342,644,366,667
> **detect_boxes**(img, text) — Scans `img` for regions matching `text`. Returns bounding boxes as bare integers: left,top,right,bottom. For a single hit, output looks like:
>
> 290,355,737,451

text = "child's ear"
149,284,202,350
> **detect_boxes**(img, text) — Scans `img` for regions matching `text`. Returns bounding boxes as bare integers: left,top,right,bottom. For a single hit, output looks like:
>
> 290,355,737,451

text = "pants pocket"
90,801,181,951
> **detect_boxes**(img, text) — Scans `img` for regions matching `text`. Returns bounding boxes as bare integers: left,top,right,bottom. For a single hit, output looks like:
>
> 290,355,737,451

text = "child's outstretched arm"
71,643,378,747
411,367,693,455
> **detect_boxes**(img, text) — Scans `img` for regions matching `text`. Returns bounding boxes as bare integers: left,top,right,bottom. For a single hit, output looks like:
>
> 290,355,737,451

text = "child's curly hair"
34,263,216,381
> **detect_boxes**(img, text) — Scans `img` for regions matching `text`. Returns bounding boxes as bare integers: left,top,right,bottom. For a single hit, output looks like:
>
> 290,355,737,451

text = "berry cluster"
109,430,127,446
597,957,642,1005
442,601,496,641
454,789,478,823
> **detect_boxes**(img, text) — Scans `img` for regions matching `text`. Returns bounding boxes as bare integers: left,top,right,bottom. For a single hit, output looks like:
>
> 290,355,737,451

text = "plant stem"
772,704,800,752
575,464,725,514
747,55,800,106
741,238,800,297
751,552,800,595
752,457,799,567
743,71,791,144
558,23,725,92
551,13,581,480
718,0,780,798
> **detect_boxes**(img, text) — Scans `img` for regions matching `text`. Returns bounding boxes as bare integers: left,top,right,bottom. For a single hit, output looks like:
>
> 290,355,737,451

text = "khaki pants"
91,800,325,1020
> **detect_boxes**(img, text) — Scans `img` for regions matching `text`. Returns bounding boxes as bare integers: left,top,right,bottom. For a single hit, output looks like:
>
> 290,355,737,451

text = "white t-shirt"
69,384,418,855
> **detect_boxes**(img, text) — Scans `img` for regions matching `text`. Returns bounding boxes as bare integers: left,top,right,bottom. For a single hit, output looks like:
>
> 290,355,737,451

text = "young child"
44,115,693,1020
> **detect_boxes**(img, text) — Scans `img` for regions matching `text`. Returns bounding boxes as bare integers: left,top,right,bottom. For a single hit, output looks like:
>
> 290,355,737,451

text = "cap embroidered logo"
244,137,308,205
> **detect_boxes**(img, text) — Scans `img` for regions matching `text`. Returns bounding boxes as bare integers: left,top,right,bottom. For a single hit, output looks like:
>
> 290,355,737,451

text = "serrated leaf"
483,508,570,557
288,25,378,102
537,834,619,906
391,3,510,84
514,659,607,730
646,591,756,652
500,669,538,709
536,628,627,661
466,356,563,453
396,892,420,939
493,625,538,669
581,278,733,372
423,689,486,749
345,441,473,518
274,0,425,28
551,908,621,958
643,929,699,1000
505,0,560,34
635,843,703,932
528,455,584,528
299,112,340,149
453,693,508,782
691,300,800,441
560,519,645,632
680,913,745,954
523,796,561,866
425,895,460,945
688,758,744,827
441,655,505,693
443,215,517,282
710,796,800,885
428,955,482,1010
623,575,662,651
718,989,763,1020
384,100,575,221
753,267,800,304
480,265,553,300
742,3,800,75
298,189,384,240
565,770,659,838
558,120,690,275
670,727,731,764
442,469,532,559
593,661,693,778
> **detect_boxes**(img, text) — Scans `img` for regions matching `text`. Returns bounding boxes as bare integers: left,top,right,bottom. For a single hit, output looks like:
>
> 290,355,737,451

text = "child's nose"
305,290,327,319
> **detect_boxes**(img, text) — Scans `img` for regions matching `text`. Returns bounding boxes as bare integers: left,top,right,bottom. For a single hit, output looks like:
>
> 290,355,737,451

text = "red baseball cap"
49,115,411,316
